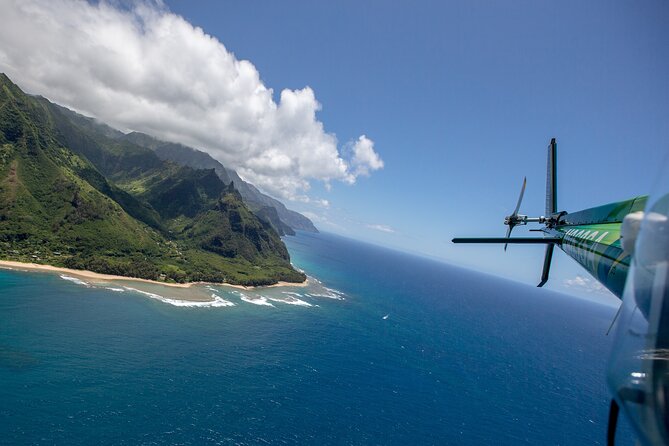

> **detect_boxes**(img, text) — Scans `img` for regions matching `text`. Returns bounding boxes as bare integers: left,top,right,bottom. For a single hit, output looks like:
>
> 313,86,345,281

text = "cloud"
350,135,384,177
563,275,609,294
0,0,383,202
367,224,395,234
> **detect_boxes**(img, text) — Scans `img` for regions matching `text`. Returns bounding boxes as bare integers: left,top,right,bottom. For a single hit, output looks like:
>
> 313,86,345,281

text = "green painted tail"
554,196,647,298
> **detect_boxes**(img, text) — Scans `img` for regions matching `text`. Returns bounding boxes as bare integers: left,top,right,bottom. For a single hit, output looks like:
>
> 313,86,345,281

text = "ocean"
0,231,634,445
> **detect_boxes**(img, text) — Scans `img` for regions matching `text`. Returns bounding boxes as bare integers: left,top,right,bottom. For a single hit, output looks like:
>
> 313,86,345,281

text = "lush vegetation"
0,74,305,286
124,131,318,234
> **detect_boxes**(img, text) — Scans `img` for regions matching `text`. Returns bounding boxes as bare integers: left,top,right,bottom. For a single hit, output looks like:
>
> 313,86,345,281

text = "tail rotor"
452,138,561,288
503,177,527,250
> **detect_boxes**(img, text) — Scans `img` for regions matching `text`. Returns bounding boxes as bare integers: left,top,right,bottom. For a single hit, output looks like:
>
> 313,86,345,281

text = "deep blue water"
0,231,634,445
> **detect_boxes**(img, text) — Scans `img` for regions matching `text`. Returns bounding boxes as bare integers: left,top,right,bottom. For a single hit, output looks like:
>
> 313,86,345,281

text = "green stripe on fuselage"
555,196,647,299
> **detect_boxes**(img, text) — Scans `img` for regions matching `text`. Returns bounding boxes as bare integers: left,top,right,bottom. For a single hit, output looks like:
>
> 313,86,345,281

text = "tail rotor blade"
505,177,527,251
512,177,527,217
537,244,555,287
504,225,513,251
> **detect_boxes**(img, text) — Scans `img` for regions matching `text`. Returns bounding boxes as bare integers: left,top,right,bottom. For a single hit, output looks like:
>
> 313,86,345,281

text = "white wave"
209,293,235,307
166,297,234,308
310,294,344,301
122,287,234,308
105,287,125,292
268,296,312,307
281,291,304,297
308,292,345,301
324,287,345,297
123,287,163,299
59,275,89,287
238,294,275,307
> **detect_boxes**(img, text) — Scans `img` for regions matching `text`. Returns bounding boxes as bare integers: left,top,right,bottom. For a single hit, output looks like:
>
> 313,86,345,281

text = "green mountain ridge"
121,131,317,235
31,99,318,236
0,73,305,286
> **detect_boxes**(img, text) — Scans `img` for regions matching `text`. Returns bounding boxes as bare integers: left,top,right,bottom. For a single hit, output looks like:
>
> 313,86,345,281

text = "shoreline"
0,260,308,290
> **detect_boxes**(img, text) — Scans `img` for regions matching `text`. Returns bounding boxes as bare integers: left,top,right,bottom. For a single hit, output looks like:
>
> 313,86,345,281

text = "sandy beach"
0,260,308,290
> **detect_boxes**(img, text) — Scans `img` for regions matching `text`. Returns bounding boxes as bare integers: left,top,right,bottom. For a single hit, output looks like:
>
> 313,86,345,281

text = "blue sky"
163,0,668,301
1,0,666,302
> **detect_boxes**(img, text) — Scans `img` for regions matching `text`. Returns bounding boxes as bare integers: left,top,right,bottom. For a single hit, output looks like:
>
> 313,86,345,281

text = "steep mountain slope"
122,132,318,234
0,74,166,276
0,73,304,286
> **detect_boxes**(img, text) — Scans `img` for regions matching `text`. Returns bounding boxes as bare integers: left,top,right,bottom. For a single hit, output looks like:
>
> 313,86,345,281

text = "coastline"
0,260,308,290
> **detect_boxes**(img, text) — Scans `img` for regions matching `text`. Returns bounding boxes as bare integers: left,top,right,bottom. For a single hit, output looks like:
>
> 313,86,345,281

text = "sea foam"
307,288,346,300
58,270,331,308
122,287,235,308
281,291,304,297
59,275,90,287
235,292,274,307
269,295,312,307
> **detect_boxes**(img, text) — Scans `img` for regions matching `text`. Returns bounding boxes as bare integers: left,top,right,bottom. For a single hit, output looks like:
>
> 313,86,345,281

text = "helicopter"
453,138,669,445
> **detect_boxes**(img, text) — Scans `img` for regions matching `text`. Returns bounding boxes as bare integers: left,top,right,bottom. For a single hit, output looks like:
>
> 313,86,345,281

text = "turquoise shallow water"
0,231,634,444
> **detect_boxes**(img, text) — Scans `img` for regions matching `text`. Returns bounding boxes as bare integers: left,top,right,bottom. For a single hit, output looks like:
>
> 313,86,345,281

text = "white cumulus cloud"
0,0,383,201
350,135,384,177
563,275,609,294
367,224,395,234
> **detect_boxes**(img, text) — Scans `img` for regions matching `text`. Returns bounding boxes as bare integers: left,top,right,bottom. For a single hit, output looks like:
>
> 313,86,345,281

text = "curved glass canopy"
608,160,669,445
